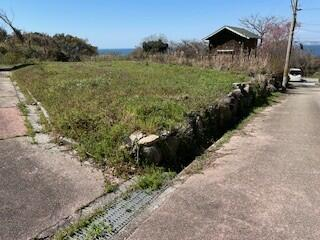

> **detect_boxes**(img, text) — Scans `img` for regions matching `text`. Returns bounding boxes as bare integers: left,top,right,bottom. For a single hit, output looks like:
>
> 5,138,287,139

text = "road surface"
123,82,320,240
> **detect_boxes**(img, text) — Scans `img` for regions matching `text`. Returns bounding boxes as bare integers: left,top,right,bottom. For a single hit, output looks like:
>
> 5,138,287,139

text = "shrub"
1,50,26,64
142,39,169,54
0,31,98,63
52,33,98,61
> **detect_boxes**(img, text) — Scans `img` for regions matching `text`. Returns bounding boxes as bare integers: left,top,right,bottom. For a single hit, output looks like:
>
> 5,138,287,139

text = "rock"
232,82,242,89
128,131,145,145
165,136,180,159
233,82,246,90
138,134,160,146
231,88,242,98
141,146,162,165
244,84,250,94
157,136,180,169
160,130,170,137
195,115,204,131
229,94,239,114
203,105,219,137
217,97,232,129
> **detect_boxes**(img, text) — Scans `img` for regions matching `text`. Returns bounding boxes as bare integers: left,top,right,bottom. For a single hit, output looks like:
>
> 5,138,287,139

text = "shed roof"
203,26,260,40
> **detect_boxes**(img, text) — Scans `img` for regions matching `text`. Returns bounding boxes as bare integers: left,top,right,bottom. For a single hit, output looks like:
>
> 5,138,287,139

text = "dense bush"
142,39,168,53
52,34,97,61
0,31,98,64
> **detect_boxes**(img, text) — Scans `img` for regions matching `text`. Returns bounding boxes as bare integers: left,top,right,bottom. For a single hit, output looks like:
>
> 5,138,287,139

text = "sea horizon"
98,48,134,56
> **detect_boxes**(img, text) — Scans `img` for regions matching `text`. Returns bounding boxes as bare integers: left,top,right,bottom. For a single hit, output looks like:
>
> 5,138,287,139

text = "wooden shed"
203,26,259,55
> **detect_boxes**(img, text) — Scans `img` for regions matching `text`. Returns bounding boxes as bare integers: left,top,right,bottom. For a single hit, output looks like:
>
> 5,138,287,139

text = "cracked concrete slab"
0,82,17,97
0,137,104,240
0,107,27,139
0,96,19,107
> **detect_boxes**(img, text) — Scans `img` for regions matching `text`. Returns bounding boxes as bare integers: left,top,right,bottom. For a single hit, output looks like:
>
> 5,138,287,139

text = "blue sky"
1,0,319,48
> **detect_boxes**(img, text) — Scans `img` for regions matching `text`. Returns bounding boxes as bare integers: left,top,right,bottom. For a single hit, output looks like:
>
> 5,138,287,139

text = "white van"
289,68,302,82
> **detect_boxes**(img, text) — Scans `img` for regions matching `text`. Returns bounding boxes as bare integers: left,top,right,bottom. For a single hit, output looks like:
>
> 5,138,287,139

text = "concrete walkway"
0,72,26,139
123,84,320,240
0,72,104,240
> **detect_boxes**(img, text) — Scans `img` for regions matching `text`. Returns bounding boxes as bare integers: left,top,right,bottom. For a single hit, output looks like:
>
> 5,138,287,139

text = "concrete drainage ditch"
67,189,165,240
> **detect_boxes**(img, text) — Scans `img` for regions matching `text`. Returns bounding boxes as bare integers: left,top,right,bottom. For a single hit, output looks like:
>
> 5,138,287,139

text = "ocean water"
304,45,320,57
98,48,134,56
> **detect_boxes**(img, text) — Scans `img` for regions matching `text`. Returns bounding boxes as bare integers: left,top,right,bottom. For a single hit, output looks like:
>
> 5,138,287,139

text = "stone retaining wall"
128,74,282,171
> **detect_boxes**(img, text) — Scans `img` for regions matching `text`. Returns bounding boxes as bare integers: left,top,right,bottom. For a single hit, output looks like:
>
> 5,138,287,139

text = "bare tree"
0,9,24,43
240,14,280,43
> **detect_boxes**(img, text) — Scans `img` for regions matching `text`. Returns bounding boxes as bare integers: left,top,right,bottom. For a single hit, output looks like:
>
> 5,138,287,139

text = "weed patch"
53,208,105,240
104,180,119,193
17,102,29,116
17,102,37,143
84,221,112,240
13,60,246,172
135,167,176,192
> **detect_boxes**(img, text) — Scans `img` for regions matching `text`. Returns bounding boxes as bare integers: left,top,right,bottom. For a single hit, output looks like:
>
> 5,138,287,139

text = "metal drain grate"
68,189,163,240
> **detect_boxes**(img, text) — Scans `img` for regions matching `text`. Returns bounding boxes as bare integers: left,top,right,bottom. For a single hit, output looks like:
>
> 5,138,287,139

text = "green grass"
39,111,52,133
135,167,176,192
84,222,112,240
13,60,246,168
53,208,105,240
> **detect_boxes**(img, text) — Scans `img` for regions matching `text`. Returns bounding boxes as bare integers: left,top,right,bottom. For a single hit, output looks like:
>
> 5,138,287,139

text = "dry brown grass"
129,45,320,76
130,49,270,74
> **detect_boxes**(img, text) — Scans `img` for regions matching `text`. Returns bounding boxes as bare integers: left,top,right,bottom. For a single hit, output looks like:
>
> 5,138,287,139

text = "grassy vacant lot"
13,60,246,168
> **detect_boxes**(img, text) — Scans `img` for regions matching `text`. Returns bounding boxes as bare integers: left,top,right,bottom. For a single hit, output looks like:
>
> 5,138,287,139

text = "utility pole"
282,0,299,90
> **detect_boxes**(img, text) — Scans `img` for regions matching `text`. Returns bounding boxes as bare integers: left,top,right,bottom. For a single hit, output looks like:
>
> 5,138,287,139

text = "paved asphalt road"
123,83,320,240
0,72,104,240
